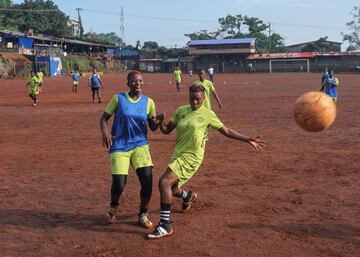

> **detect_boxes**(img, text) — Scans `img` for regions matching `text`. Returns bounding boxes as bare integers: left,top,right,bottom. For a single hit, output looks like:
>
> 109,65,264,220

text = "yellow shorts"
168,154,201,188
29,87,37,95
110,145,153,175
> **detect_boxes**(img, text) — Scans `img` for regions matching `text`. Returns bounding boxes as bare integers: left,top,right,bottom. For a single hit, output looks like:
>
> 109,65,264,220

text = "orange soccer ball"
293,91,337,132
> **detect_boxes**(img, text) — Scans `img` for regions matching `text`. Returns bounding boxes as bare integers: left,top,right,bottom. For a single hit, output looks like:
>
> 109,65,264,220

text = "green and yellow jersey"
173,69,182,83
28,75,39,94
36,71,44,83
170,105,223,163
193,79,215,109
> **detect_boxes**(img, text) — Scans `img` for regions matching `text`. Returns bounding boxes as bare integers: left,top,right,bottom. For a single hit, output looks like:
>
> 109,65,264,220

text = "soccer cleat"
138,213,154,229
106,206,118,224
182,191,197,212
147,223,173,239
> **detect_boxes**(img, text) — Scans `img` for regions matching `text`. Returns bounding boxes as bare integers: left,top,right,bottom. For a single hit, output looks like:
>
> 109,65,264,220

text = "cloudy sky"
12,0,359,50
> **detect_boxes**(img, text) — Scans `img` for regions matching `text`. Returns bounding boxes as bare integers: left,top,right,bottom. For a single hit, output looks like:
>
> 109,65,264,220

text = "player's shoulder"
176,105,190,113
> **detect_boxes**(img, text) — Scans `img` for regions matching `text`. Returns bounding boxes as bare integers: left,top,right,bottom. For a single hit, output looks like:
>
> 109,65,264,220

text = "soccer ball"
293,91,336,132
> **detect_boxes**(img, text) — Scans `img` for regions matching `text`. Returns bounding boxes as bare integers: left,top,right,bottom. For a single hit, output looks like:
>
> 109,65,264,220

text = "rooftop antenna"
120,6,125,44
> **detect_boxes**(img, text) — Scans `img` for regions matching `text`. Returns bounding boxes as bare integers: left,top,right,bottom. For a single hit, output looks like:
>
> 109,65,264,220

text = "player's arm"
99,95,118,148
217,125,266,152
148,116,159,131
212,90,223,109
100,112,113,148
88,76,91,87
157,113,176,134
99,76,105,88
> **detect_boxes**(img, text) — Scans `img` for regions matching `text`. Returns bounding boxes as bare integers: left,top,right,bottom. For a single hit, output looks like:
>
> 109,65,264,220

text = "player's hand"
248,136,266,152
102,134,114,148
156,112,165,122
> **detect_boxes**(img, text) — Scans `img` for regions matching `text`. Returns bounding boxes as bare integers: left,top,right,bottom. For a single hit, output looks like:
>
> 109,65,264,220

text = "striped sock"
160,203,171,224
181,190,188,200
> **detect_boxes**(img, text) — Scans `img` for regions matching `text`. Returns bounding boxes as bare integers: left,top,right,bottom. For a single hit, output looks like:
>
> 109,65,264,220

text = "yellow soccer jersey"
193,79,215,109
36,71,44,82
173,70,182,83
28,76,39,89
105,92,156,118
170,105,223,163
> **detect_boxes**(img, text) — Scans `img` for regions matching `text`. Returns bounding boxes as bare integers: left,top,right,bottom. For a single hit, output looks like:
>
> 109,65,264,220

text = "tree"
143,41,159,49
1,0,72,37
184,30,217,40
83,32,124,46
342,6,360,51
301,37,330,52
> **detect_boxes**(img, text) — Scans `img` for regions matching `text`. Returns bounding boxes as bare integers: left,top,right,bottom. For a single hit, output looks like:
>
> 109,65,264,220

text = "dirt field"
0,72,359,257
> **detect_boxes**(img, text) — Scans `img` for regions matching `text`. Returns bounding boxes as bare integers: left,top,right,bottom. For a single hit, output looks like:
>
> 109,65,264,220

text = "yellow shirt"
36,71,44,83
170,105,223,163
193,79,215,109
173,69,182,83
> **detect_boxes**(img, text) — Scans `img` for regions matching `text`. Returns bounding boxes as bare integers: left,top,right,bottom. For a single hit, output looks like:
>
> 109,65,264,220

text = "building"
67,19,81,37
286,40,342,53
247,52,360,73
187,38,256,72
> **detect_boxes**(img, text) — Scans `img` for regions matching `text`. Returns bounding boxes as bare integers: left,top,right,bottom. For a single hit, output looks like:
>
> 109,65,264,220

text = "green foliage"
61,56,90,73
342,6,360,51
184,30,217,40
185,14,285,53
0,0,11,8
0,0,72,37
300,37,330,52
82,32,124,46
143,41,159,49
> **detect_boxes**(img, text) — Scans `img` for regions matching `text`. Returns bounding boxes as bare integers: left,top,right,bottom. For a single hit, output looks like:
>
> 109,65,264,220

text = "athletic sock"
160,203,171,224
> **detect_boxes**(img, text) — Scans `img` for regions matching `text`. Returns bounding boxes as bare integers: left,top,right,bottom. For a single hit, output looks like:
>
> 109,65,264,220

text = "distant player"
207,66,214,82
36,70,44,92
320,68,339,102
193,68,222,109
173,67,182,92
26,71,39,106
71,69,80,93
88,68,104,103
321,67,329,86
146,85,266,239
188,70,193,77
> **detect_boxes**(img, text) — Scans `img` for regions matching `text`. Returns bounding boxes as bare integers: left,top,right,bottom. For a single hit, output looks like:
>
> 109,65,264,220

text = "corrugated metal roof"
188,38,256,46
247,52,316,60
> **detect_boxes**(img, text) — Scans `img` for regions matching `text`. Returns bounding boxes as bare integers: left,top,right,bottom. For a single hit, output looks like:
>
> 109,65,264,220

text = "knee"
158,177,171,192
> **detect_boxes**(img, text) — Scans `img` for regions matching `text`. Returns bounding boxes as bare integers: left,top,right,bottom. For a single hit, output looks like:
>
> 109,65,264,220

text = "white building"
67,19,81,37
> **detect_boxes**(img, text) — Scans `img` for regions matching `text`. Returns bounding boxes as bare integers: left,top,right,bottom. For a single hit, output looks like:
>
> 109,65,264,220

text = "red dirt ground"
0,72,359,257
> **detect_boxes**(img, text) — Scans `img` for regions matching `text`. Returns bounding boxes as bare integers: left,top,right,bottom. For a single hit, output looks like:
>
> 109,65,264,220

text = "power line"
272,22,345,30
0,8,60,12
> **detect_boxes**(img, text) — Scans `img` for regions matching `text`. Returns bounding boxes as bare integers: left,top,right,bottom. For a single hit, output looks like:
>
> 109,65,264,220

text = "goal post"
269,59,310,73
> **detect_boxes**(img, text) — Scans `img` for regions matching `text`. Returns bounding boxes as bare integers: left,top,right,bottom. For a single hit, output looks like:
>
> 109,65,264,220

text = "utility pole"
75,8,83,38
268,22,271,53
120,6,125,44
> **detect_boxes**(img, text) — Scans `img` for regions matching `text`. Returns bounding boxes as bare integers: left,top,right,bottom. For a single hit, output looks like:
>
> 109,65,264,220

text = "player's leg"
172,185,197,213
136,166,153,228
107,151,131,224
176,82,180,92
132,145,154,228
107,174,127,224
97,89,102,103
147,167,177,239
91,88,96,103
